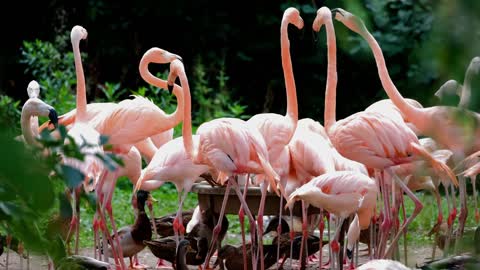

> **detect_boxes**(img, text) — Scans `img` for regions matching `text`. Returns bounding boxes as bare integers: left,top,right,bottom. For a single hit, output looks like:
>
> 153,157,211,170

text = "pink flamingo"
167,56,280,269
314,7,458,259
135,63,211,246
285,170,378,270
36,93,172,163
332,8,478,237
60,25,106,258
245,7,303,268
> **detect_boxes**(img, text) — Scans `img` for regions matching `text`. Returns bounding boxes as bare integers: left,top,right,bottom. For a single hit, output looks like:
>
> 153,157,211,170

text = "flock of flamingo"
13,4,480,270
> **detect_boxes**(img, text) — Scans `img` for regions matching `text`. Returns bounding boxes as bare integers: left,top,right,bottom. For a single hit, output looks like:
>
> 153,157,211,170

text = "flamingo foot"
448,208,457,227
155,259,170,268
331,240,340,254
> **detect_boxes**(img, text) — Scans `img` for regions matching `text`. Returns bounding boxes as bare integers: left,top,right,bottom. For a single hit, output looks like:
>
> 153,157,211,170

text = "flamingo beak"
167,83,174,93
48,108,58,128
330,8,343,19
176,55,183,63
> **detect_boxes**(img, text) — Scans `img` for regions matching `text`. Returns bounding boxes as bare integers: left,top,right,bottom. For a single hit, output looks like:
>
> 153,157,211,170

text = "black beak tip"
346,248,353,260
48,108,59,128
176,55,183,63
167,84,174,93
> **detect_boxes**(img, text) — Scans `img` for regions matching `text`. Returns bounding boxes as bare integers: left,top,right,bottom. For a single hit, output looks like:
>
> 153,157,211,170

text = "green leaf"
60,164,85,188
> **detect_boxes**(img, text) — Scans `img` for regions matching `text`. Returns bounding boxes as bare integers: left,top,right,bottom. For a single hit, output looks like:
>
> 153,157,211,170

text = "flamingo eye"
226,154,234,163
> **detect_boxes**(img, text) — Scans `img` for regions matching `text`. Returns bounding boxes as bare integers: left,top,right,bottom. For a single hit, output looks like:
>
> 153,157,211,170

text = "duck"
102,189,152,269
152,208,195,238
144,235,209,269
419,225,480,270
270,232,325,269
214,242,277,270
418,254,480,270
56,255,112,270
186,206,229,249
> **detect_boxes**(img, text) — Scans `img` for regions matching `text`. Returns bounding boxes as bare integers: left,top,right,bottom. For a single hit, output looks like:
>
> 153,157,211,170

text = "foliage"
0,124,121,264
192,55,249,128
19,32,78,117
0,95,21,135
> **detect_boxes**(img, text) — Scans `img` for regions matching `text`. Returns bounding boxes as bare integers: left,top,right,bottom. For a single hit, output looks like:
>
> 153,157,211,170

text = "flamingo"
285,171,378,270
245,7,302,268
20,80,58,147
164,56,280,270
13,79,58,270
37,102,173,163
433,56,480,223
332,8,480,237
93,146,145,268
134,58,211,244
59,25,106,259
314,7,458,259
131,58,225,268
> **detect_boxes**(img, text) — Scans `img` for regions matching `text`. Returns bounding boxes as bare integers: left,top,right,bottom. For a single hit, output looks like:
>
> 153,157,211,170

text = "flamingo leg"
255,182,268,270
230,177,257,270
443,183,454,258
105,185,127,270
319,209,325,270
288,207,294,270
276,184,286,269
379,172,394,258
239,175,249,270
471,176,479,223
383,172,423,259
174,188,190,252
400,195,408,265
64,188,77,255
331,216,346,270
454,176,468,254
203,180,232,270
147,193,158,240
74,191,80,255
298,200,309,269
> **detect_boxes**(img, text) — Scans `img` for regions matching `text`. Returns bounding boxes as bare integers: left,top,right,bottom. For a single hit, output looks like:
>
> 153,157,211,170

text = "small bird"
152,208,195,238
55,255,112,270
102,190,152,269
144,236,208,269
419,255,480,270
214,243,277,270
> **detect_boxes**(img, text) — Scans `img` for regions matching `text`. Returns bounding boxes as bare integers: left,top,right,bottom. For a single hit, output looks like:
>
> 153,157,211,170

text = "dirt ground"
0,240,443,270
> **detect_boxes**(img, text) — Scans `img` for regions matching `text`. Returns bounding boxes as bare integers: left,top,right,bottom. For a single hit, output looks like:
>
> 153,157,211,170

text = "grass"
77,179,478,251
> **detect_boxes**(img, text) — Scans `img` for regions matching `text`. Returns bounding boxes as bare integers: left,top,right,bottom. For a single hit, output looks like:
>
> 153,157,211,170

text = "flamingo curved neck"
280,18,298,130
359,27,422,124
459,65,476,108
72,38,87,123
177,69,196,162
323,19,338,133
139,59,184,129
21,107,38,146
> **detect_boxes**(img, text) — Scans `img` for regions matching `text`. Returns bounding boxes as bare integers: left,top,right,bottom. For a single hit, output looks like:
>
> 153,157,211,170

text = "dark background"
1,0,479,121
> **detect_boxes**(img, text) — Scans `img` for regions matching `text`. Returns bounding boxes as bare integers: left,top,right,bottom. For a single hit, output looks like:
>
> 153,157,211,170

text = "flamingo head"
167,59,185,92
434,80,462,100
23,98,58,128
331,8,367,35
27,80,40,99
70,25,88,43
284,7,304,30
312,6,332,32
143,47,183,66
468,56,480,75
